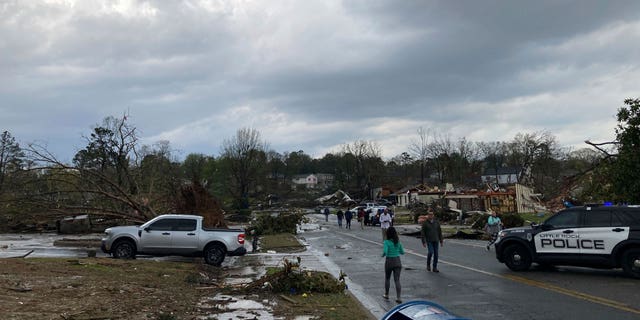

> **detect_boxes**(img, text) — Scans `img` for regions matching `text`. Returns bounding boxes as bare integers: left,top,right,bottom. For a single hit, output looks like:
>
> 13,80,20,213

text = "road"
301,214,640,320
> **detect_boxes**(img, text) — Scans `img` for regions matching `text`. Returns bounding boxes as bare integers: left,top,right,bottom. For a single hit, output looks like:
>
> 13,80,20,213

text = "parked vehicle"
101,214,247,266
349,203,389,226
495,204,640,278
376,199,394,207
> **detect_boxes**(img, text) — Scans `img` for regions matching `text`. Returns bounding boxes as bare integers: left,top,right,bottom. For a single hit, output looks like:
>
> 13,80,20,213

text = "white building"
292,173,334,189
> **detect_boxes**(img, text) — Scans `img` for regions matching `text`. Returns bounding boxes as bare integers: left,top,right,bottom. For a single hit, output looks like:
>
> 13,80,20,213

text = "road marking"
336,230,640,315
502,274,640,315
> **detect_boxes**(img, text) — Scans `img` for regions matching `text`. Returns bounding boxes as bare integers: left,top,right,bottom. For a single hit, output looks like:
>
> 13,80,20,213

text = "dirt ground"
0,257,214,320
0,256,374,320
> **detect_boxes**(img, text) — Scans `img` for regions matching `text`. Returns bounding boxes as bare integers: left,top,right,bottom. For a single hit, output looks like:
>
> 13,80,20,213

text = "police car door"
535,210,582,254
579,208,628,255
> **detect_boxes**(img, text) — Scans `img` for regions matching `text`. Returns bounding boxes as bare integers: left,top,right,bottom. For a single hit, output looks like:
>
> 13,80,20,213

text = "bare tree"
477,141,509,185
24,143,155,222
221,127,268,209
341,140,383,199
13,115,178,223
73,114,140,195
507,131,562,186
429,132,456,184
409,127,433,185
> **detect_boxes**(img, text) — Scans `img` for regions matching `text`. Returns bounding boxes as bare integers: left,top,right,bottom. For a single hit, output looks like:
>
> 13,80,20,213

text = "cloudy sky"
2,0,639,162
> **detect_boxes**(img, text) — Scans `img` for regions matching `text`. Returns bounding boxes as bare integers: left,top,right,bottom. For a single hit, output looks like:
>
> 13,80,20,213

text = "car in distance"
494,205,640,278
101,214,247,266
350,204,390,226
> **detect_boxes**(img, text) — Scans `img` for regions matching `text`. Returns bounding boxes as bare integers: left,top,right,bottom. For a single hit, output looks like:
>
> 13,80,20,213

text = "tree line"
0,98,639,223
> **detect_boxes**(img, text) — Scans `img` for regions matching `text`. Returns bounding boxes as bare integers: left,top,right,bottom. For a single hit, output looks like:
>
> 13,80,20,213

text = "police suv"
494,205,640,278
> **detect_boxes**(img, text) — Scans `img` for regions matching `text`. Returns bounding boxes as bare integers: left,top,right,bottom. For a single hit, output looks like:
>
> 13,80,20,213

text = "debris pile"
174,182,226,228
246,257,346,295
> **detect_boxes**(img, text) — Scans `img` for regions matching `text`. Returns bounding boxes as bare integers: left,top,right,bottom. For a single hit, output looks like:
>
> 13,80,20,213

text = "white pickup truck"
101,214,247,266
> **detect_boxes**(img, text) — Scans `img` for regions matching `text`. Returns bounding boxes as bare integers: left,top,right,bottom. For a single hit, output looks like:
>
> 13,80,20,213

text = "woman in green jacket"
382,226,404,303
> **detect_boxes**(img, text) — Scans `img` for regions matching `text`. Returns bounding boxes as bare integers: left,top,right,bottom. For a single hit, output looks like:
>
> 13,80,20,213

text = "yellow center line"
337,230,640,315
502,274,640,315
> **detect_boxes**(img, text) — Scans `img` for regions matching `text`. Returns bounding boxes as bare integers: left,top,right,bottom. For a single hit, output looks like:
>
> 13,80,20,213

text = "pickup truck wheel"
503,244,532,271
204,244,226,266
622,248,640,279
112,240,136,259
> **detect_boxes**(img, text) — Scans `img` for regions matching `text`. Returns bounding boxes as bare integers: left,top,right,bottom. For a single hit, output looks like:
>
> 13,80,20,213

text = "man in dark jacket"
336,210,344,228
344,209,353,229
421,210,443,272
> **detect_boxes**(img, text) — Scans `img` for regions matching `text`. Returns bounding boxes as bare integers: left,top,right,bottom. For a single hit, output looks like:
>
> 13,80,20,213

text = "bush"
249,210,306,236
501,213,525,229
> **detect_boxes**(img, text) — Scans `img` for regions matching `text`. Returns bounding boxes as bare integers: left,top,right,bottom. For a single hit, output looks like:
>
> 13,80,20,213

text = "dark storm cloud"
1,1,638,159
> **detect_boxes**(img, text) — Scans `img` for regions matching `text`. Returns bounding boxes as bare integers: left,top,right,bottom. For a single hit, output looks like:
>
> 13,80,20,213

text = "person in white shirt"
379,208,393,241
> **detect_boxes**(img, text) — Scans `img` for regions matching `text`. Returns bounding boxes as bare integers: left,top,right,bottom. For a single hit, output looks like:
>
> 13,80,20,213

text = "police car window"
616,210,640,226
583,211,611,227
611,212,625,227
544,211,580,228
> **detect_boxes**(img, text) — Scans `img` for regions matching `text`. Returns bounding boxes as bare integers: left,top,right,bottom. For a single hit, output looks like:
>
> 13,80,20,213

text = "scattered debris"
279,294,298,304
10,249,34,258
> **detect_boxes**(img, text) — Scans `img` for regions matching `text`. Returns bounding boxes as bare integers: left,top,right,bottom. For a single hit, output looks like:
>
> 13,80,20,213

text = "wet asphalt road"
301,214,640,320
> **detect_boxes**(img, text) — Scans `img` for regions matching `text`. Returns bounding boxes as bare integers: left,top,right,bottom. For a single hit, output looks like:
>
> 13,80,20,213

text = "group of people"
381,208,502,304
326,207,393,230
333,208,360,229
323,205,503,304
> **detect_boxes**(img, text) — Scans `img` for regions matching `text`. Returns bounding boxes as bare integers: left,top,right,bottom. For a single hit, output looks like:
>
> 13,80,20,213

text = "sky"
2,0,639,162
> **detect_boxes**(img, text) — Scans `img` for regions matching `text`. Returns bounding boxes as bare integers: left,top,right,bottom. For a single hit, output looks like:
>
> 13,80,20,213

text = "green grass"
259,233,305,251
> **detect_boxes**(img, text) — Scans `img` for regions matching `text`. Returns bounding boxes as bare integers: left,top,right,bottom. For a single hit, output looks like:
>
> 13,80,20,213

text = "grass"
258,232,305,252
392,213,415,224
273,292,374,320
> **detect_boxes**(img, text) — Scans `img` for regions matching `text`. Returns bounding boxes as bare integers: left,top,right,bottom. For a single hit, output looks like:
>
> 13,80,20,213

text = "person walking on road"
379,208,393,241
421,209,443,272
323,207,330,222
336,209,344,228
345,209,353,229
382,226,404,304
485,209,503,250
357,207,366,229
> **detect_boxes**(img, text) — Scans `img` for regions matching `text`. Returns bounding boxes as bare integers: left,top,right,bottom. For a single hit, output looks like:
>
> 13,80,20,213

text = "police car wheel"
503,244,532,271
621,248,640,279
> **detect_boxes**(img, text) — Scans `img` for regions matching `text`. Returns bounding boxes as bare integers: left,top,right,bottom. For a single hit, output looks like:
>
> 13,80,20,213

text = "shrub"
250,210,306,236
501,213,525,229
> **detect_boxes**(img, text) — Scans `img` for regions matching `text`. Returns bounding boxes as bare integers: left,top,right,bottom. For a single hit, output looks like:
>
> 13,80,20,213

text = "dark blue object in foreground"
381,300,471,320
